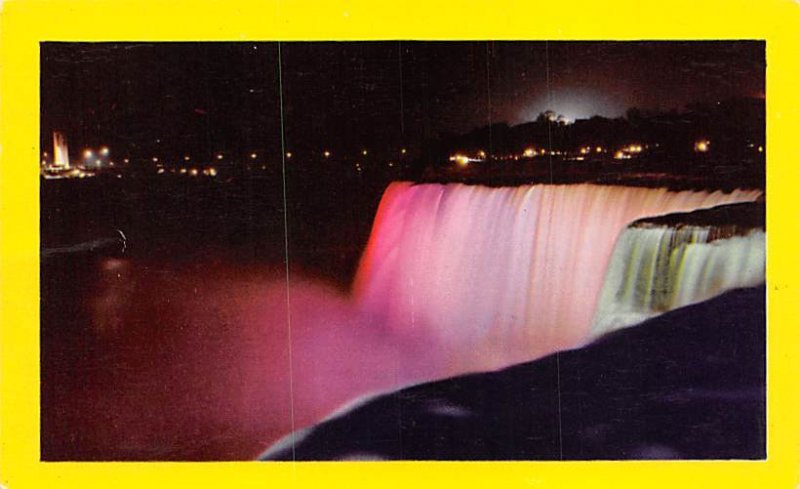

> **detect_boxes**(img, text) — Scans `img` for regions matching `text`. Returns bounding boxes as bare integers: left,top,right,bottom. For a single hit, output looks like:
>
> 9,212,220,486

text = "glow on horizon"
515,89,628,124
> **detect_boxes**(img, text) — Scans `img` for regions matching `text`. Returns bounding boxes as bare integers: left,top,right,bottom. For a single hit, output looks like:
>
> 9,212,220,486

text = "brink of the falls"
353,182,762,373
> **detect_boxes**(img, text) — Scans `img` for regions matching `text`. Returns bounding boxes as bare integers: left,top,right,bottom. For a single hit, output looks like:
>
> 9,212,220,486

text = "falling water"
354,182,762,372
591,225,765,338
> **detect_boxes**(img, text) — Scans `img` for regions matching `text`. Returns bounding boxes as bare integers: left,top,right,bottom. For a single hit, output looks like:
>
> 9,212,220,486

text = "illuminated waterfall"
354,182,762,372
591,223,765,338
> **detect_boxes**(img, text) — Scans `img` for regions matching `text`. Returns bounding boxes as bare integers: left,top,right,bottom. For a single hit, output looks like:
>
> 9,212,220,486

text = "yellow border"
1,0,798,487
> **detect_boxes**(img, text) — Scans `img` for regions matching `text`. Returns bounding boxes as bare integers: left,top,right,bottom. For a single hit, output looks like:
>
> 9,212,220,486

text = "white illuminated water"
354,182,762,372
591,226,765,338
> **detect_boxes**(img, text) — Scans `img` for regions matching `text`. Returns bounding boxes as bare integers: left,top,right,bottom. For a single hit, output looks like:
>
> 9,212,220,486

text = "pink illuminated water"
354,182,762,372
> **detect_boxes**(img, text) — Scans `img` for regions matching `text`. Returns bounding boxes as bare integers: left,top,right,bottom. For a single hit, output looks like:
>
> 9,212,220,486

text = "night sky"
41,41,764,161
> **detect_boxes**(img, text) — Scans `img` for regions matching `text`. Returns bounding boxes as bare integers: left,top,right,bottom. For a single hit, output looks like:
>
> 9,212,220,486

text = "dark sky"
41,41,764,160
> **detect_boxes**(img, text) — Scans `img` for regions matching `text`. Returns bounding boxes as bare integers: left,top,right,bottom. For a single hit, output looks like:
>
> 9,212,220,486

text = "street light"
694,140,710,153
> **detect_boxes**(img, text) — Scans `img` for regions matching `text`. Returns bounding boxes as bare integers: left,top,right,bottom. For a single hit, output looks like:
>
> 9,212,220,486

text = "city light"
123,158,130,164
184,155,191,161
362,149,368,156
83,149,93,159
216,154,224,160
189,168,199,176
449,154,470,167
401,148,407,155
324,150,331,158
250,153,257,159
694,139,711,153
100,146,110,156
286,152,293,159
596,146,603,153
523,147,536,157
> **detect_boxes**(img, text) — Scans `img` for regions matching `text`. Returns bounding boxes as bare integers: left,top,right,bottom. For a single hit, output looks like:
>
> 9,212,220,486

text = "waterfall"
591,224,765,338
353,182,762,372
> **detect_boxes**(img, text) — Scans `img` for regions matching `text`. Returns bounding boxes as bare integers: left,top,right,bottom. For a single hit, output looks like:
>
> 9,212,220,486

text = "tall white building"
53,131,70,168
